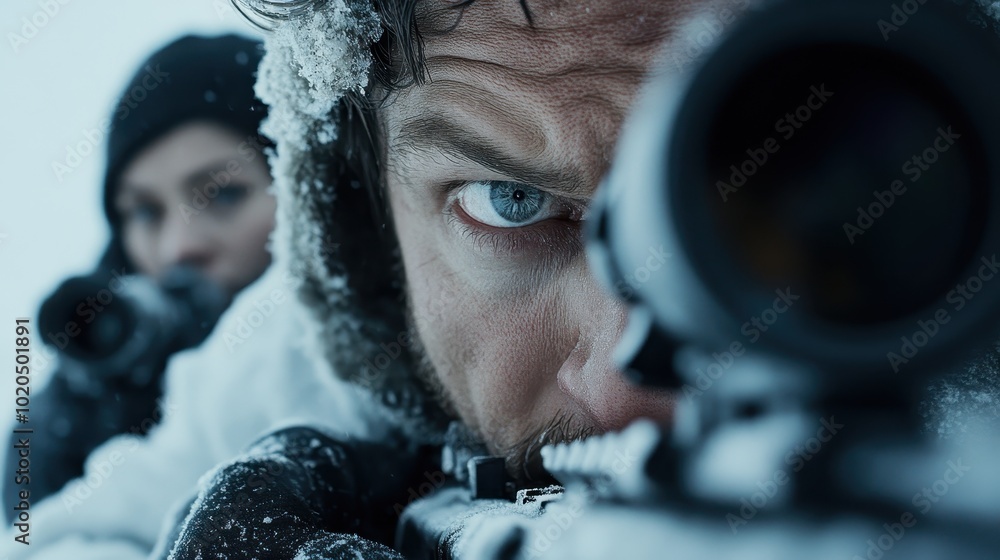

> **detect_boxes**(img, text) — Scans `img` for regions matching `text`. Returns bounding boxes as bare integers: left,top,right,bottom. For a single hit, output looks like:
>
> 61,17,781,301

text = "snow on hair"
243,0,451,439
251,1,389,398
252,0,378,288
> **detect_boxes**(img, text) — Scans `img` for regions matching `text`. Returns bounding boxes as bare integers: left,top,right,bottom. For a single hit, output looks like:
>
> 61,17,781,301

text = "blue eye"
489,182,546,223
457,181,554,228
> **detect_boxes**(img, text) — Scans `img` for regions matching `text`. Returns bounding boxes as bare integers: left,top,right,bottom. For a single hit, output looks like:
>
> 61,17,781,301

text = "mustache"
401,288,602,485
502,410,598,486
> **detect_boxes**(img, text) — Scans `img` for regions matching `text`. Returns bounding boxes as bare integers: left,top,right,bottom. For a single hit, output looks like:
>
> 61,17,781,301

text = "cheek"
233,193,276,246
411,261,575,445
214,192,276,288
459,288,578,449
391,187,578,444
122,226,159,277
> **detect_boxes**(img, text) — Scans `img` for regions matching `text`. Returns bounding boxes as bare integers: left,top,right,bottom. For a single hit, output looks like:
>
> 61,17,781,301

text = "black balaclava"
97,33,269,274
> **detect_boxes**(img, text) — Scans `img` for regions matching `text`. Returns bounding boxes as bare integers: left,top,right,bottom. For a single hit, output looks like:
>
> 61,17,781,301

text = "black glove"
163,426,439,559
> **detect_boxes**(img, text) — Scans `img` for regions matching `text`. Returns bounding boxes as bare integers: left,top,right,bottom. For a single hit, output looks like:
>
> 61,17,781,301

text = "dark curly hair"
234,0,532,91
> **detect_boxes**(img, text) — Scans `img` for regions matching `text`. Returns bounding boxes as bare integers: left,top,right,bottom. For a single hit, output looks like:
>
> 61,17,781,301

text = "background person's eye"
207,185,248,212
455,181,555,228
125,202,163,226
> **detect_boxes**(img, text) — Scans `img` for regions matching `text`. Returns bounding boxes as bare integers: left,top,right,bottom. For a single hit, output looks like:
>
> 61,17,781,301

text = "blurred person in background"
3,33,276,516
1,30,388,560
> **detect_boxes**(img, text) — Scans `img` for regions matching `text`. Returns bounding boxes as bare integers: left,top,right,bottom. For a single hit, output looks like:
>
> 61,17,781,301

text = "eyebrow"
180,160,245,190
392,114,590,198
120,160,243,196
117,160,249,209
450,0,535,26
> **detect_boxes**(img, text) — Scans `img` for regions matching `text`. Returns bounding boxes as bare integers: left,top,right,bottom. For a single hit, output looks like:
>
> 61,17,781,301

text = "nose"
556,264,675,432
158,210,214,271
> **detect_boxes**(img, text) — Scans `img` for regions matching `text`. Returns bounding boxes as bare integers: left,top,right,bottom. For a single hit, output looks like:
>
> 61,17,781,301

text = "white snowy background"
0,0,262,468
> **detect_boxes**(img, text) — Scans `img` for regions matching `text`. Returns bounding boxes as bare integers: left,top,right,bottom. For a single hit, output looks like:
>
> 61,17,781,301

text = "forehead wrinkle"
420,76,549,156
423,38,656,85
419,57,644,145
426,53,652,89
386,75,593,196
390,112,589,197
420,2,677,73
420,41,656,168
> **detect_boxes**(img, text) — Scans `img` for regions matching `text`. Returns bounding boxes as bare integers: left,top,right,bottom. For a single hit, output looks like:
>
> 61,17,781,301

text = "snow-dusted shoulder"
0,264,387,558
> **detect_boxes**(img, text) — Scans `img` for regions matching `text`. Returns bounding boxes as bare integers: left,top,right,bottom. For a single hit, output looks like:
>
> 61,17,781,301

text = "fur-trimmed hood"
254,0,449,442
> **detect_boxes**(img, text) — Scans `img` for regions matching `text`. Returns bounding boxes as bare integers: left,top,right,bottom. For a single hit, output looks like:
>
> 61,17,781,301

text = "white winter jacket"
1,265,387,559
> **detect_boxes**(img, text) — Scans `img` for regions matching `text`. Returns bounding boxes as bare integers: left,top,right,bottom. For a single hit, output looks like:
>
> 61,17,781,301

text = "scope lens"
79,301,132,359
40,277,136,362
704,44,988,325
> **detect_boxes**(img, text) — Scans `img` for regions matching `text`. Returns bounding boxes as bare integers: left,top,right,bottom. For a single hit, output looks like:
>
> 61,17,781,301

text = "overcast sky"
0,0,263,435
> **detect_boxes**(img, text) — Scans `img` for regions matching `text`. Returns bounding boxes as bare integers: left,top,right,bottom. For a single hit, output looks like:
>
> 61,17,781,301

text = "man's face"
383,0,704,477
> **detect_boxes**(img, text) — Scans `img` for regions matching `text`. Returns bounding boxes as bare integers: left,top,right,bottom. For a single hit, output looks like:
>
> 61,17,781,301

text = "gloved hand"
162,426,437,559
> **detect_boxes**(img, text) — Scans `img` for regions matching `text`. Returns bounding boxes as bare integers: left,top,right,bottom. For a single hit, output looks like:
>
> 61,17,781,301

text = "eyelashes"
453,181,556,228
446,191,586,257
